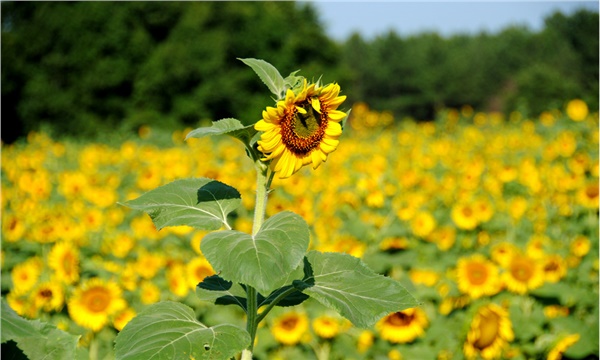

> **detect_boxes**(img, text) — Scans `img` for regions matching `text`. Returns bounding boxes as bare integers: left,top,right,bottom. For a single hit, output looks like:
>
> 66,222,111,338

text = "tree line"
2,1,598,143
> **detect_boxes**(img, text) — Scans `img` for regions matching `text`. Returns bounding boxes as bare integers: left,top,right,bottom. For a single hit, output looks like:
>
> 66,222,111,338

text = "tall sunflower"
255,80,347,179
464,304,514,360
48,241,80,285
67,277,126,332
376,308,429,344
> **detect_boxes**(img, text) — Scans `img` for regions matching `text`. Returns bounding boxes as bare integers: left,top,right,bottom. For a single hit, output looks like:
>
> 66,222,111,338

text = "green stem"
244,160,271,358
256,286,299,323
89,333,98,360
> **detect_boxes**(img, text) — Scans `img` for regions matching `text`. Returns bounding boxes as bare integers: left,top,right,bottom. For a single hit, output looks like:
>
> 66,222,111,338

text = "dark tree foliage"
1,1,341,143
1,2,598,143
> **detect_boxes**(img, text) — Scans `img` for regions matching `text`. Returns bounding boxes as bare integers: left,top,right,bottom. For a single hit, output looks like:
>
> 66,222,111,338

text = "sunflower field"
1,99,599,360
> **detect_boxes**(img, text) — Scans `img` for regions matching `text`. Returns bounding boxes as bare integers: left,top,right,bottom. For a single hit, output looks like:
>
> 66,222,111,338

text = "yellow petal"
328,110,347,122
325,122,342,137
259,133,282,151
311,150,324,169
255,120,274,132
296,106,307,114
311,97,321,113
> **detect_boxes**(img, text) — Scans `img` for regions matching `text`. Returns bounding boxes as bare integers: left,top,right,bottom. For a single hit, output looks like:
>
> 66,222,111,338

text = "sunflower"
456,255,502,299
312,315,341,339
501,253,544,294
376,307,429,344
547,334,580,360
270,311,309,345
541,254,567,283
30,280,64,313
67,277,126,332
48,242,80,285
11,256,43,294
410,211,437,238
113,307,136,331
186,256,215,289
451,202,479,230
255,80,347,179
463,304,514,360
565,99,588,122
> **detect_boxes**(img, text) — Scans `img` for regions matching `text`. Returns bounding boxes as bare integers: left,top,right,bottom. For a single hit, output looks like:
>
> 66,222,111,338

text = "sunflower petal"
311,97,322,113
325,122,342,137
328,110,347,122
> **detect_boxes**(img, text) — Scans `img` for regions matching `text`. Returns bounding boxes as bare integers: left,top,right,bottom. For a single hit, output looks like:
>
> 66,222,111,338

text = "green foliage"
3,3,598,143
201,211,310,294
120,178,241,231
2,2,341,142
1,298,80,360
114,301,250,360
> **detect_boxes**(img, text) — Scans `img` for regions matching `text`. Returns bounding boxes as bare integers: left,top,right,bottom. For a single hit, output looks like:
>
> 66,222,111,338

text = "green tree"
1,2,341,143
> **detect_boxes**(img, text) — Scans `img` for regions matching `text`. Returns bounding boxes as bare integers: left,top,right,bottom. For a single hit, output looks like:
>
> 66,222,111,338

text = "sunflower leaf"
293,251,419,328
185,118,258,145
201,211,310,294
119,178,240,231
114,301,250,360
196,275,248,310
239,58,285,97
1,298,80,360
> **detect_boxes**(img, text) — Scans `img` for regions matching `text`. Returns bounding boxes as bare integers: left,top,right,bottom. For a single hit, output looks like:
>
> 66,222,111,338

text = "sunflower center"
82,287,110,313
388,311,414,327
466,263,489,285
281,316,299,331
40,289,53,299
281,100,327,155
510,258,533,282
474,311,500,349
585,185,599,199
195,266,212,281
462,206,473,217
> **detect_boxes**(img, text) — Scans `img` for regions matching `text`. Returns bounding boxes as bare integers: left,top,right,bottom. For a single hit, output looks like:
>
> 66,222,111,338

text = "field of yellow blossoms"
2,99,598,360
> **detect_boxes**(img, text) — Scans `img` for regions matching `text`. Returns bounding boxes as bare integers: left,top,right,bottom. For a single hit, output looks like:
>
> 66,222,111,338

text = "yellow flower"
68,278,126,332
270,311,309,345
139,280,161,304
113,307,136,331
547,334,580,360
570,235,591,257
357,330,374,353
47,242,80,285
428,226,456,251
2,213,26,242
409,269,440,287
490,241,518,267
451,202,479,230
542,254,567,283
166,262,189,297
134,250,165,280
565,99,588,121
312,315,341,339
11,256,44,294
456,255,501,299
376,308,429,344
463,304,514,360
410,211,437,238
576,182,599,209
30,280,64,313
255,80,347,178
388,349,403,360
186,256,215,289
501,253,544,294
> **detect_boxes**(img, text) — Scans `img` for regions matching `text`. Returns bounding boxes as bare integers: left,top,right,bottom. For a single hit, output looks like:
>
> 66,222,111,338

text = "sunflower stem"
244,160,271,357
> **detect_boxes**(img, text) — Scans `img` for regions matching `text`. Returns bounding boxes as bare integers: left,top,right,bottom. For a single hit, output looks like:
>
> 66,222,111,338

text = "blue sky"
307,1,599,40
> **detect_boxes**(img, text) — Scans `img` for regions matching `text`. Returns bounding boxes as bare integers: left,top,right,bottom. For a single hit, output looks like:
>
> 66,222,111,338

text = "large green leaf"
1,298,80,360
114,301,250,360
185,118,258,147
120,178,240,231
293,251,419,328
239,58,285,97
201,211,310,294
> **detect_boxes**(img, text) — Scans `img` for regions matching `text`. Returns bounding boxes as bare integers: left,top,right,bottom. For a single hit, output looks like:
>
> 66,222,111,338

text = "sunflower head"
255,80,347,179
